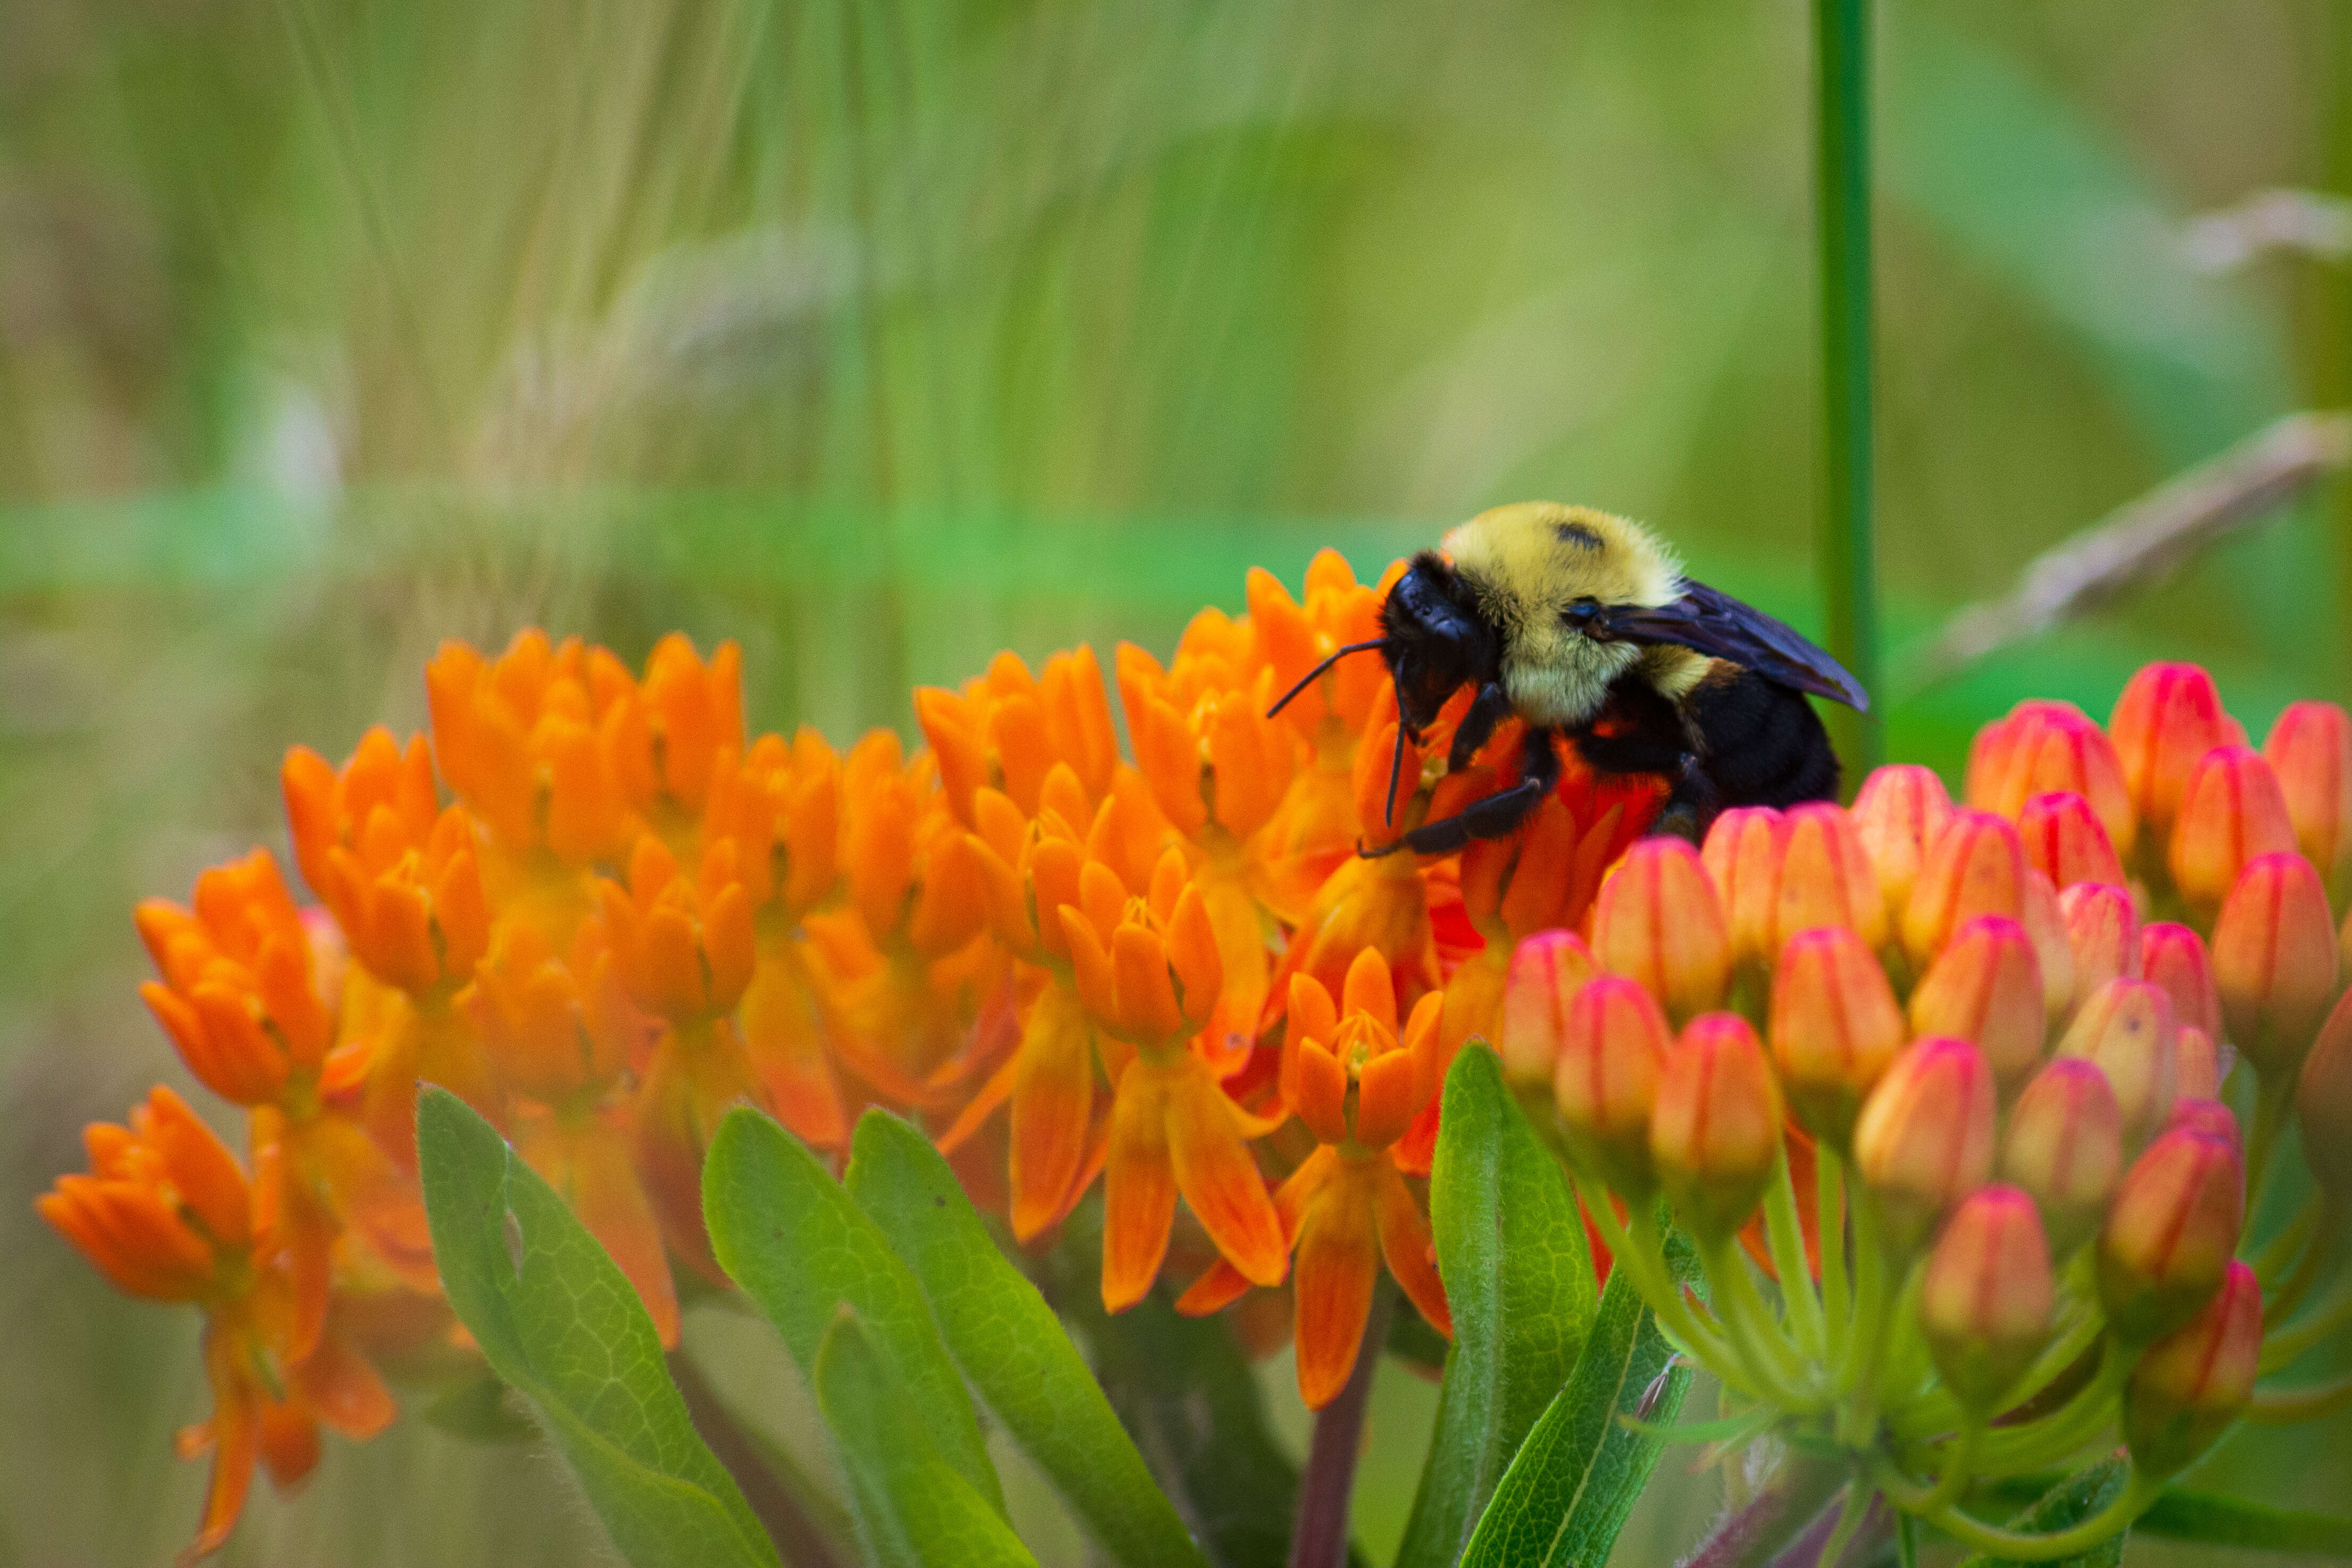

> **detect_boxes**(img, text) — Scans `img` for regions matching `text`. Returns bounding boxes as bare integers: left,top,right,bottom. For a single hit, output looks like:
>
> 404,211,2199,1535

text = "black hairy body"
1574,664,1841,841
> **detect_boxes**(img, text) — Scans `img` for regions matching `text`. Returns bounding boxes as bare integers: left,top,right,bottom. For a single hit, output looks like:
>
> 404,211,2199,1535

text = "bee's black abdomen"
1683,664,1840,810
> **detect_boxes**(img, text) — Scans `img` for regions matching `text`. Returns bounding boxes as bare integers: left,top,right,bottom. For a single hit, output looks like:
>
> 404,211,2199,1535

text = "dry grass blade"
1898,410,2352,695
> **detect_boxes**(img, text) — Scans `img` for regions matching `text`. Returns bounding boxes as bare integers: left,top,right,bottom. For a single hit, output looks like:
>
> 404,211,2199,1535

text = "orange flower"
2265,700,2352,898
1063,849,1285,1310
919,646,1121,829
1590,837,1731,1025
2169,746,2299,923
1967,700,2137,861
1185,950,1450,1407
2111,663,2234,850
1850,764,1955,935
426,630,637,879
1901,809,2073,1011
606,633,745,837
2019,790,2128,891
40,1088,393,1562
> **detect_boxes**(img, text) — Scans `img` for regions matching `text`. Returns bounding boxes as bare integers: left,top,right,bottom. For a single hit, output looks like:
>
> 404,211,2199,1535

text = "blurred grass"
5,0,2352,1563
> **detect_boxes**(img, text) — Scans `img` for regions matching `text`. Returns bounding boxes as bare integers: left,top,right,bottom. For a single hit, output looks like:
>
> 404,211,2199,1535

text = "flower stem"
1289,1281,1390,1568
671,1348,852,1568
1682,1457,1850,1568
2261,1271,2352,1373
2247,1370,2352,1423
1816,1145,1851,1361
1917,1473,2156,1562
1578,1177,1759,1396
1766,1148,1829,1363
2244,1073,2293,1214
1703,1234,1820,1411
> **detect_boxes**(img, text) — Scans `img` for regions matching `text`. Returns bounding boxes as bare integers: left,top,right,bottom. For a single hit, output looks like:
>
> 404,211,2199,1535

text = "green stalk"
1813,0,1882,775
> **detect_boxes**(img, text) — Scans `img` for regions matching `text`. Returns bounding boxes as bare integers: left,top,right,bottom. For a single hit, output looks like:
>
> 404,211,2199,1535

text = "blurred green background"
5,0,2351,1562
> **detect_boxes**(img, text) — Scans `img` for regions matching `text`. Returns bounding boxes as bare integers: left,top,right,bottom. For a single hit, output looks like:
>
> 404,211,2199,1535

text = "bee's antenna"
1383,705,1408,826
1266,639,1390,718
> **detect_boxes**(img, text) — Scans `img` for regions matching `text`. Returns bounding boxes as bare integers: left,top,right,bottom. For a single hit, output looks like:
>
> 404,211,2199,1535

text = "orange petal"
1102,1066,1175,1312
1060,908,1118,1023
1353,1049,1422,1149
1175,1257,1255,1316
1112,924,1185,1044
1167,886,1224,1028
1293,1169,1380,1408
1341,947,1398,1033
1376,1160,1451,1337
1290,1038,1352,1145
1167,1064,1287,1286
1010,985,1101,1241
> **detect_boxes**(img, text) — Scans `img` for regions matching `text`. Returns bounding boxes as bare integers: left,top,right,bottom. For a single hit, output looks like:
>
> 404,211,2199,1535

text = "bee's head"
1377,552,1500,737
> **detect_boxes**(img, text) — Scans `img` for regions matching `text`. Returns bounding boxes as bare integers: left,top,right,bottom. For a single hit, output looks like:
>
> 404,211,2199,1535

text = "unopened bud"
1904,811,2074,1012
2174,1025,2222,1102
1499,929,1597,1086
1921,1185,2054,1413
2169,746,2298,923
1969,700,2137,859
1650,1012,1786,1239
1908,915,2048,1088
2110,663,2232,843
2163,1096,2241,1152
2140,922,2223,1047
1555,975,1672,1196
1851,765,1955,931
1591,838,1731,1025
1769,925,1906,1144
2056,978,2179,1153
2000,1057,2123,1257
1701,807,1788,974
2098,1127,2245,1344
2297,989,2352,1202
2020,791,2128,891
1852,1037,1997,1253
2124,1261,2262,1479
2058,882,2140,1012
2263,701,2352,893
2212,851,2339,1078
1773,804,1887,953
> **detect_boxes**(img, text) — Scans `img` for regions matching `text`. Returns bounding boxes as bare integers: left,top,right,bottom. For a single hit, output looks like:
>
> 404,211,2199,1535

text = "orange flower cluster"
44,558,1673,1559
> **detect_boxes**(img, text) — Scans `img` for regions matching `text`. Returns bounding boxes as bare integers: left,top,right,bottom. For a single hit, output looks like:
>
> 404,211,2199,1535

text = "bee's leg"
1364,725,1561,858
1447,681,1512,772
1652,757,1721,843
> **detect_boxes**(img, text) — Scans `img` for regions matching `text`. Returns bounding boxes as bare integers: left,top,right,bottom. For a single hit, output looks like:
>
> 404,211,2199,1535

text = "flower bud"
2297,989,2352,1202
2169,747,2298,922
1556,975,1673,1196
1650,1012,1786,1239
2098,1127,2245,1344
1773,804,1887,953
2163,1097,2241,1152
1852,1037,1997,1253
1498,929,1597,1086
2110,662,2232,842
1969,701,2137,859
2264,700,2352,892
1908,916,2047,1089
1769,925,1906,1144
2211,851,2339,1078
2174,1025,2222,1102
2000,1058,2123,1256
1851,765,1954,931
1591,838,1731,1025
2020,791,2127,891
2057,882,2140,1012
1921,1186,2054,1413
2124,1261,2262,1479
1701,807,1788,974
2140,922,2223,1046
1903,811,2074,1013
2055,978,2179,1153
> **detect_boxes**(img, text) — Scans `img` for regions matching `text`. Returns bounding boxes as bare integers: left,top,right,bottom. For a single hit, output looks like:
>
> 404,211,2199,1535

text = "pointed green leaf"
815,1310,1040,1568
1957,1457,2130,1568
841,1111,1208,1568
414,1086,780,1568
1394,1046,1600,1568
1459,1232,1697,1567
699,1106,1004,1517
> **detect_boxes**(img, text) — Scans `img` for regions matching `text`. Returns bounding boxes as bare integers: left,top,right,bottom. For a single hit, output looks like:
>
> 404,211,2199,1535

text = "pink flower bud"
2124,1261,2262,1479
2212,851,2340,1078
1650,1013,1786,1239
1903,811,2073,1011
2020,791,2127,890
1851,765,1955,931
1971,702,2137,859
1908,915,2047,1089
1773,804,1887,954
1769,925,1907,1144
2169,747,2298,922
1852,1037,1997,1253
2058,882,2140,1012
1702,806,1789,974
1498,928,1597,1086
2296,990,2352,1202
2098,1127,2245,1344
2000,1057,2123,1256
1555,975,1672,1197
2163,1096,2241,1152
2055,978,2179,1153
1921,1185,2054,1412
2140,922,2223,1044
1591,838,1731,1025
2110,663,2232,843
2174,1025,2222,1102
2264,700,2352,891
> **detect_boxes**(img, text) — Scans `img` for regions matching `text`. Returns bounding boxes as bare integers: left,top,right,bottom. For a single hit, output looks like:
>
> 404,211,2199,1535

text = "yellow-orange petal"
1101,1067,1177,1312
1354,1049,1422,1149
1292,1167,1380,1408
1291,1038,1352,1146
1166,1065,1287,1286
1010,984,1101,1242
1112,924,1185,1045
1375,1160,1452,1338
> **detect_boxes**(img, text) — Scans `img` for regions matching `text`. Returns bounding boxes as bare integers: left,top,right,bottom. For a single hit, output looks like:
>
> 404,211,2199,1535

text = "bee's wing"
1606,580,1870,711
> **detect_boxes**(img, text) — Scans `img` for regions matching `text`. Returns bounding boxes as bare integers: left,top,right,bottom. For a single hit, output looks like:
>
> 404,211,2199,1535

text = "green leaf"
1394,1046,1600,1568
841,1111,1210,1568
418,1373,536,1444
699,1106,1004,1517
814,1310,1040,1568
413,1087,781,1568
1956,1457,2130,1568
1458,1232,1697,1567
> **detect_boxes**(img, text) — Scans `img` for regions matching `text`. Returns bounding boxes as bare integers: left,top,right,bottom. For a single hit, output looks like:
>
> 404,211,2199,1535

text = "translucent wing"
1604,580,1870,711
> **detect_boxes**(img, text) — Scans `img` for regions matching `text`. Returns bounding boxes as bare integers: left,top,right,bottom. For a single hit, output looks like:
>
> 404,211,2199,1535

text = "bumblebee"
1270,502,1869,854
